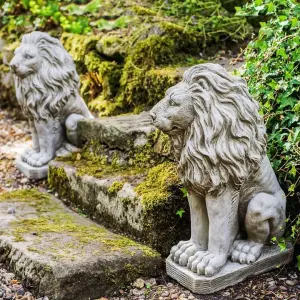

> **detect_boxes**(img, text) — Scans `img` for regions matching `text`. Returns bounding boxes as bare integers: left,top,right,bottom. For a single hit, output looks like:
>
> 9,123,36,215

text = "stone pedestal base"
15,157,48,179
166,245,293,294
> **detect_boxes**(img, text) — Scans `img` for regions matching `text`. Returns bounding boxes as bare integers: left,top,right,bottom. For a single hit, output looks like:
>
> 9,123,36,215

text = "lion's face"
150,82,195,135
10,44,41,78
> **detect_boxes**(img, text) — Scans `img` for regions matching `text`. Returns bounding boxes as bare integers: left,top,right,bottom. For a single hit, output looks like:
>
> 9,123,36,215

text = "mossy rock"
0,189,162,299
48,160,190,256
96,35,127,60
60,33,100,72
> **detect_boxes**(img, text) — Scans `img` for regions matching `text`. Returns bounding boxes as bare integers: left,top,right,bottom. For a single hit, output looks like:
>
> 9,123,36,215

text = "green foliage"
180,187,188,198
0,0,253,116
238,0,300,246
176,208,185,218
155,0,251,44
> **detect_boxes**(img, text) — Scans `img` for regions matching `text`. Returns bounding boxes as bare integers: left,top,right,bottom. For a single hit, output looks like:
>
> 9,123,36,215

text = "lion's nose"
10,63,18,71
150,111,156,121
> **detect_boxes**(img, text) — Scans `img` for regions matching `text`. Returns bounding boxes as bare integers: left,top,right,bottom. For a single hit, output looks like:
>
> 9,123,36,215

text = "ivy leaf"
266,2,275,13
276,48,288,59
297,255,300,271
180,187,188,198
22,0,29,9
288,184,295,192
176,208,185,218
289,165,297,177
278,241,286,252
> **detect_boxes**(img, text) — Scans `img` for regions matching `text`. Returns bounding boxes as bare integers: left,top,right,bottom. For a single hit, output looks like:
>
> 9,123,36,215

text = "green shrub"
238,0,300,259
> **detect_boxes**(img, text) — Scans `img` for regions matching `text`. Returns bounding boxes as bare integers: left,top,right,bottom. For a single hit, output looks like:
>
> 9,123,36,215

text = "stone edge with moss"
0,189,163,299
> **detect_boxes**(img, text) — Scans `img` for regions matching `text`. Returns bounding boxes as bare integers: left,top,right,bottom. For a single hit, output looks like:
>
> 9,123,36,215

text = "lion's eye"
24,54,33,59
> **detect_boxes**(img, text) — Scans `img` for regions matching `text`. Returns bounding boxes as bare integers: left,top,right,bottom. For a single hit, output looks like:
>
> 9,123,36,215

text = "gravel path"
0,108,299,300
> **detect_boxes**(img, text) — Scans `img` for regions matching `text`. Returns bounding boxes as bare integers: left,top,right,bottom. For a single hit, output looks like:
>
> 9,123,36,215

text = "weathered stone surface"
0,189,162,300
15,157,48,180
48,160,190,256
77,111,157,150
166,245,293,294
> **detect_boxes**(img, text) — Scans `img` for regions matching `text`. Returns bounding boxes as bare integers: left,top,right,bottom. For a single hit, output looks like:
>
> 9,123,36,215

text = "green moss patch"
0,189,55,213
135,162,180,210
1,189,159,259
108,181,125,194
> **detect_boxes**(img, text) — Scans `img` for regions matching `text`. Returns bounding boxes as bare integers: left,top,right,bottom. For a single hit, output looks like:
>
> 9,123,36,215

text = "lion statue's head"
150,63,267,194
10,31,80,120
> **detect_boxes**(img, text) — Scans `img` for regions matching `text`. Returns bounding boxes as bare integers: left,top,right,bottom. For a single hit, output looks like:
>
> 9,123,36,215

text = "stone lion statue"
150,63,286,277
10,31,93,167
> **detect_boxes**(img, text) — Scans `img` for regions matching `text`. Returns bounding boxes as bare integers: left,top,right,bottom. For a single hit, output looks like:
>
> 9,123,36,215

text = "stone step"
0,189,162,300
77,111,168,153
49,160,191,256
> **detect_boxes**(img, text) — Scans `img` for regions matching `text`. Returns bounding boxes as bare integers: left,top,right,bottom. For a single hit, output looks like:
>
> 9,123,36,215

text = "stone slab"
48,161,190,256
166,245,293,294
15,157,48,179
0,189,162,300
77,111,156,150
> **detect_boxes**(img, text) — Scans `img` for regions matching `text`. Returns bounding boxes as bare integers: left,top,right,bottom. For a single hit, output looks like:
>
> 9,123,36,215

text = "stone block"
48,160,190,256
77,111,157,150
166,245,293,294
0,189,162,299
15,157,48,179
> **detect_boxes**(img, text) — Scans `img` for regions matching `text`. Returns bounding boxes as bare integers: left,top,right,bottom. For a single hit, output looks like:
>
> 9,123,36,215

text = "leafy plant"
176,208,185,218
237,0,300,248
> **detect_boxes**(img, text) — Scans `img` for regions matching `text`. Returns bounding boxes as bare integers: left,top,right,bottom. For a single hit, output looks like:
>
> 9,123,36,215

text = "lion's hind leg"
65,113,85,146
231,192,285,264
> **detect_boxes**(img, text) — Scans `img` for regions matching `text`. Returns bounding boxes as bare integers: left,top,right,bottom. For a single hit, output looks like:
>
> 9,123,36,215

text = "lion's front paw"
230,240,263,264
170,240,203,266
187,251,227,276
21,148,39,163
25,153,53,167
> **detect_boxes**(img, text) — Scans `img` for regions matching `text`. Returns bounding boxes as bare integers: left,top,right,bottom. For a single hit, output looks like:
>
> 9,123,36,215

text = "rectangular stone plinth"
166,245,293,294
15,157,48,179
0,189,162,300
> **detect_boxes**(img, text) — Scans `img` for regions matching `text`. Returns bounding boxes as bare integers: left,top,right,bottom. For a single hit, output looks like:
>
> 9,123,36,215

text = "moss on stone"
135,161,179,211
0,189,55,213
96,35,126,60
143,68,181,106
0,189,160,259
48,166,68,194
60,33,99,64
108,181,125,194
132,6,157,16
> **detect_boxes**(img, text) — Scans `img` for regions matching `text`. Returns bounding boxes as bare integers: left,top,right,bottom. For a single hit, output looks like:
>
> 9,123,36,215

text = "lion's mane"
177,64,267,194
14,31,80,120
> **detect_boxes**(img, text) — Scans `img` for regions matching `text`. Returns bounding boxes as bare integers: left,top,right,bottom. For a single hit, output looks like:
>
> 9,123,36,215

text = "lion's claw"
186,251,227,276
21,148,40,163
230,240,263,264
170,240,204,267
25,153,52,167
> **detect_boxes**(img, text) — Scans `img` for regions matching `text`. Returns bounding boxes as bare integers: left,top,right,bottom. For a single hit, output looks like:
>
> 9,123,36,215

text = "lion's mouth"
13,70,33,79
